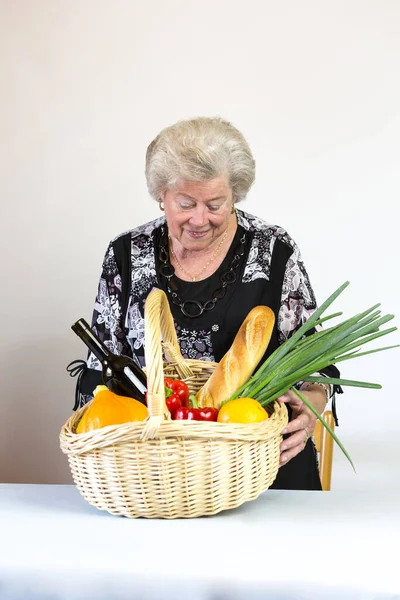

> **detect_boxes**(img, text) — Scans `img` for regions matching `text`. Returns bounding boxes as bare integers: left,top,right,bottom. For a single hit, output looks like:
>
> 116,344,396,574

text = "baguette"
196,306,275,409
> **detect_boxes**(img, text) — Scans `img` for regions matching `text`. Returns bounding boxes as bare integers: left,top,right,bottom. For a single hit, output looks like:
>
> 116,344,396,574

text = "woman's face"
162,176,235,252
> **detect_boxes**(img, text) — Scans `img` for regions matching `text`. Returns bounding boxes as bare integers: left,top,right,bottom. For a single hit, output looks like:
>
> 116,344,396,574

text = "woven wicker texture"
60,289,288,518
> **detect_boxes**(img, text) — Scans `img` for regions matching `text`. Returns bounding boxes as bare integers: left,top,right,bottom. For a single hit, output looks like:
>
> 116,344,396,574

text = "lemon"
217,397,269,424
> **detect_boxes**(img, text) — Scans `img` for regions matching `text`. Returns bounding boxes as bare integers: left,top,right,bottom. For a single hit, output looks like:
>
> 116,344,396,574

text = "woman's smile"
185,229,209,239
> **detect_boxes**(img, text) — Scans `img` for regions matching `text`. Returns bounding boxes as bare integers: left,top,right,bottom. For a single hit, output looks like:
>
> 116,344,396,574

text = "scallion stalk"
228,282,399,467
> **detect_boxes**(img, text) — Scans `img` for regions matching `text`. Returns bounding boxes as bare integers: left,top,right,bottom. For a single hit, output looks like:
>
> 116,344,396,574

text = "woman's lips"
186,230,209,238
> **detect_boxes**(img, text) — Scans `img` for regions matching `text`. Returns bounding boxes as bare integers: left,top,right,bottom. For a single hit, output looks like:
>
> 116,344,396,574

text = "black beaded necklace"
158,226,247,318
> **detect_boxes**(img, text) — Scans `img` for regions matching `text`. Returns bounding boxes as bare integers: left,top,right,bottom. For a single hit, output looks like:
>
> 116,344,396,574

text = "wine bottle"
71,318,147,404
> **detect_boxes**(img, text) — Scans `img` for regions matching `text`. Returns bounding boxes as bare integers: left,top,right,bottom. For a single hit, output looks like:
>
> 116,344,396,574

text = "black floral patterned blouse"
88,209,322,367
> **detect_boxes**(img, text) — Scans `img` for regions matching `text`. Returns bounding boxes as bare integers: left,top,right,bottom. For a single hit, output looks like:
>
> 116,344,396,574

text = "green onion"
292,388,356,472
229,282,399,467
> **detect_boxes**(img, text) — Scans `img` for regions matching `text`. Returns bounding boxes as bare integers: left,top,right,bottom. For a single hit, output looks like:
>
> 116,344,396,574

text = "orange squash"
76,386,148,433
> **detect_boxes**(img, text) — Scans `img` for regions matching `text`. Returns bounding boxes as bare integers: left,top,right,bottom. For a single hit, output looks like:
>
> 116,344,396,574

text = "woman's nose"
189,205,208,227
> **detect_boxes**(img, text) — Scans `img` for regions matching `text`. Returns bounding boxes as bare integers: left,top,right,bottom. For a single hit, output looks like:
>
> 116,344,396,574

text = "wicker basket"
60,289,288,519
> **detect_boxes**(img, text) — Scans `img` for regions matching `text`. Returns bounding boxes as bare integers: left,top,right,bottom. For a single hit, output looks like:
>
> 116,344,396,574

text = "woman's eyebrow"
178,193,225,202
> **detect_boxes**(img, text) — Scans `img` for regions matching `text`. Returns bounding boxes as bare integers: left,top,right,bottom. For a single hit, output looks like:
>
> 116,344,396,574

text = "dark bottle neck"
71,318,111,363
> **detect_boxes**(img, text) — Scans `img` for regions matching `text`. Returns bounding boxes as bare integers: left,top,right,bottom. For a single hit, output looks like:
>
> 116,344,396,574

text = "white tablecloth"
0,483,398,600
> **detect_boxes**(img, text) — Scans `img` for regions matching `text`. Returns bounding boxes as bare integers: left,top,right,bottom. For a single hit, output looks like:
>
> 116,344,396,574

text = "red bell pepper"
197,406,219,421
146,390,182,417
165,392,182,416
174,406,198,420
173,395,218,422
164,378,190,407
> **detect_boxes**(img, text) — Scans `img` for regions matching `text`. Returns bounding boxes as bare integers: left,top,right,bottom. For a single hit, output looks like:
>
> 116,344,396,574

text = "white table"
0,484,398,600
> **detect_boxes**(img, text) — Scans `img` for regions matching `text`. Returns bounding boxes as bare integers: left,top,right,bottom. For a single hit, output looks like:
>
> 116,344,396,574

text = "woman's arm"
276,240,341,464
277,239,341,392
77,242,132,405
87,241,131,368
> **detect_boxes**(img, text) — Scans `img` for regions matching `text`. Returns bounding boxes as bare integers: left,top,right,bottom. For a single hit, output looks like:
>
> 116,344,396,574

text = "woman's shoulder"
110,215,166,246
237,209,297,252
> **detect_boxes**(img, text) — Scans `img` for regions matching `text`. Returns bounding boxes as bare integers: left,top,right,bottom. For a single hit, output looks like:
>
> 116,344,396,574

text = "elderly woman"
81,117,341,490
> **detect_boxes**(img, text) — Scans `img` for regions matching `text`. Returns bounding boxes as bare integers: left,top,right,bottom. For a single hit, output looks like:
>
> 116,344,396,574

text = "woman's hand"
278,386,327,466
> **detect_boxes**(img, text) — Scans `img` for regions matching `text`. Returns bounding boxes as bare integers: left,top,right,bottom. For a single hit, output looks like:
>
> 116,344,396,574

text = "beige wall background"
1,1,399,489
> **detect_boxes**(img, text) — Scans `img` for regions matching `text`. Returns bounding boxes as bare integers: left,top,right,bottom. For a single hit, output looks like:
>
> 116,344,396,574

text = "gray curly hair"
145,117,256,203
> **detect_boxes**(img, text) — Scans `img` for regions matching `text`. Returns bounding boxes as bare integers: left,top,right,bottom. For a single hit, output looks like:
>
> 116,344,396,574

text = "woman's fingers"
282,414,310,435
278,389,318,466
281,426,309,453
280,428,309,466
278,390,301,405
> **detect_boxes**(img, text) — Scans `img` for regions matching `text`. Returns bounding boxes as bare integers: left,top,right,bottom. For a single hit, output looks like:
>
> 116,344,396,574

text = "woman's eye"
208,205,221,212
179,203,193,210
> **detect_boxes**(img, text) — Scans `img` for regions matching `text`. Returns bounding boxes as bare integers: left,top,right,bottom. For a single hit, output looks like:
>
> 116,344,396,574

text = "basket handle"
144,288,191,418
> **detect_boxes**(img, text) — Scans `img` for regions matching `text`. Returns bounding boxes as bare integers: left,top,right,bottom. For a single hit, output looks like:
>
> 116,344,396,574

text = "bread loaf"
196,306,275,409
